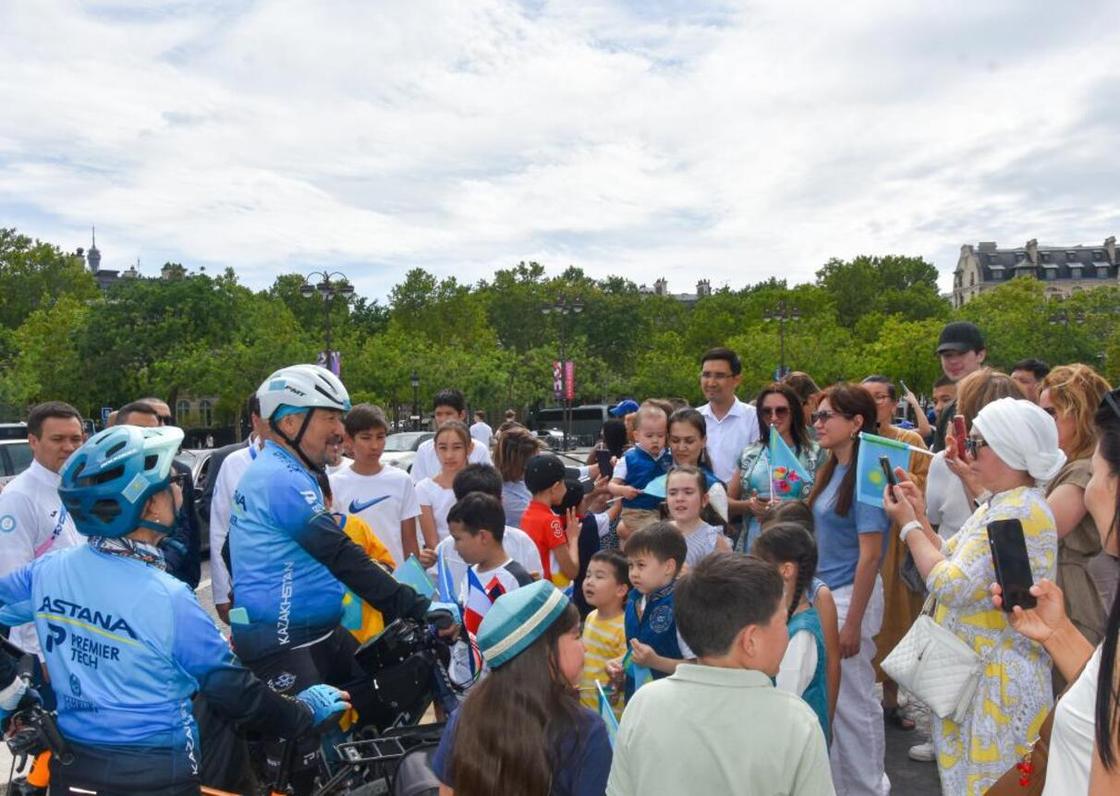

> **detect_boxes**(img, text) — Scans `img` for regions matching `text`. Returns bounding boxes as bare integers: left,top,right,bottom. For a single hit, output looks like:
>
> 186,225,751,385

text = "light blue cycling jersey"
0,544,244,772
228,441,344,662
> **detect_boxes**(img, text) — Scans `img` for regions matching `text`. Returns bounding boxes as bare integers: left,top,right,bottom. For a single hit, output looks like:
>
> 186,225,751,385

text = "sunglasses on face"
964,436,990,458
810,410,847,424
760,406,791,418
169,472,189,489
158,415,173,426
1041,406,1057,417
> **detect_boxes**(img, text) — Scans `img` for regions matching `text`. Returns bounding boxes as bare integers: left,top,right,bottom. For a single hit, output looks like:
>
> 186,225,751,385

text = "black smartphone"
987,519,1036,611
595,449,614,480
879,455,898,502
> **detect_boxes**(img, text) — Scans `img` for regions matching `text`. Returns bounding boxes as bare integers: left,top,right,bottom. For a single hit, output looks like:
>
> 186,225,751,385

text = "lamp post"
410,370,421,431
300,271,355,371
763,299,800,379
541,296,583,450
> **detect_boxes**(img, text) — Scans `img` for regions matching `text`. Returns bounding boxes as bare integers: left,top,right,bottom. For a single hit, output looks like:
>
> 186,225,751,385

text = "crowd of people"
0,318,1118,795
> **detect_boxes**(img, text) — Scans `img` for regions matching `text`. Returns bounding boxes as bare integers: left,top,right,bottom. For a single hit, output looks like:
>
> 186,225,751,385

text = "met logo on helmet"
38,596,138,639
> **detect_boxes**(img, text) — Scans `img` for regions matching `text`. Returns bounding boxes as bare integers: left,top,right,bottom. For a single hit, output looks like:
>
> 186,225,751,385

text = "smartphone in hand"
879,455,898,502
595,449,614,480
952,415,968,460
987,518,1036,611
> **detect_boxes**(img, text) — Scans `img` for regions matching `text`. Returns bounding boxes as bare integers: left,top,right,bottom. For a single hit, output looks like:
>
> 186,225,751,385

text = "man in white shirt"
0,401,84,655
697,347,759,482
469,410,493,449
329,404,421,568
410,389,492,483
207,395,267,624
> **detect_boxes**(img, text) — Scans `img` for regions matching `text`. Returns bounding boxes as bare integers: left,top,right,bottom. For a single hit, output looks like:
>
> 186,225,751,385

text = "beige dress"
1048,459,1105,688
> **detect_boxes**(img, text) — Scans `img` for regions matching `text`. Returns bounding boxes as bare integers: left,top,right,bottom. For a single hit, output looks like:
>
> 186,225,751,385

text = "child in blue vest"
753,521,830,743
608,403,672,537
610,521,693,699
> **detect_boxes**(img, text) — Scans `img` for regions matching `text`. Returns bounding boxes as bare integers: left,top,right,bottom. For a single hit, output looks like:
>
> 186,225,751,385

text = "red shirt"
520,499,568,584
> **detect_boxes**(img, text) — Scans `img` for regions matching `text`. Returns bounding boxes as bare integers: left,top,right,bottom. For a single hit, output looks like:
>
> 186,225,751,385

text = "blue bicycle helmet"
59,425,184,538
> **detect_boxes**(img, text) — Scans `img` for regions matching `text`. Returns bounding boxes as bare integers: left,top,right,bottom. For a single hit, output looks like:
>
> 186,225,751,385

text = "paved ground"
1,553,943,795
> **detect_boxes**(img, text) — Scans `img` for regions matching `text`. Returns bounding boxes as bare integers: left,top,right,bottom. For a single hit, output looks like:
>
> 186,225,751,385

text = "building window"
176,399,190,425
200,399,213,428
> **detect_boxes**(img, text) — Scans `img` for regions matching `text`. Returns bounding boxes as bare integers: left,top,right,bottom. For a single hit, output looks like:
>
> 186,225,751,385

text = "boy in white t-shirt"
329,403,421,568
433,464,543,595
448,492,535,612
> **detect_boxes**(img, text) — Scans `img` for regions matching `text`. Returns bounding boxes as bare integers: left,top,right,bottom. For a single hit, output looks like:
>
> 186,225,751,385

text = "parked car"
381,432,434,473
535,428,565,451
0,439,33,490
175,448,214,551
0,423,28,441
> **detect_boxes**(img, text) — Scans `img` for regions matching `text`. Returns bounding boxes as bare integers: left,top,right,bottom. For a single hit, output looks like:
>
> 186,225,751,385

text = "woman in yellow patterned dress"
882,397,1066,795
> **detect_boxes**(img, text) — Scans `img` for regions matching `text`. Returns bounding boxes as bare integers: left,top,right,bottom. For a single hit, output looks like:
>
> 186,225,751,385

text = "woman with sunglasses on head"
860,375,930,731
727,383,823,553
883,397,1064,795
986,387,1120,794
1039,366,1114,672
807,382,890,795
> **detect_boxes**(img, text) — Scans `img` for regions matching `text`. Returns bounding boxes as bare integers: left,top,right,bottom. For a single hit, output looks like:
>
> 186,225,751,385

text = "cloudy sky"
2,0,1119,300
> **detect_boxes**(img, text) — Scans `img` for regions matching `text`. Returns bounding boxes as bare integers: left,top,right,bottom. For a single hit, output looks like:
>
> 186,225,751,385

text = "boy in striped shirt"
580,549,631,718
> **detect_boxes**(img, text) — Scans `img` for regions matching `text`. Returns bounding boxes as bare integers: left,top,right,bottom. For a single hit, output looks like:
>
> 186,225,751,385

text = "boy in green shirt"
607,554,834,796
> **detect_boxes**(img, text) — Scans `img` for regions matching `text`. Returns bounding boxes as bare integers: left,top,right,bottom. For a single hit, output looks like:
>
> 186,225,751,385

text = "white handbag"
880,609,986,723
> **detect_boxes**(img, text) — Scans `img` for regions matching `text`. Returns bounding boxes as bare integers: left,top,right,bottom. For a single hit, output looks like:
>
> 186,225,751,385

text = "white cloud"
1,0,1119,299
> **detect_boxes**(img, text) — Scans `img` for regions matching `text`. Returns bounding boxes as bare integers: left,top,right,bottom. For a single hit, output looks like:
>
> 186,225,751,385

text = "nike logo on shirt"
348,495,390,514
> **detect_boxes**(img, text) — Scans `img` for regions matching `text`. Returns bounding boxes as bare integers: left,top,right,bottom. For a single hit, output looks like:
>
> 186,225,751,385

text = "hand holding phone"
595,449,614,480
952,415,968,460
988,519,1036,612
879,455,898,502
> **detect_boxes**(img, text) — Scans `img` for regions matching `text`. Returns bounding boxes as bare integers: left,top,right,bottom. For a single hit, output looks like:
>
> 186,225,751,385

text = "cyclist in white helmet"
227,364,432,793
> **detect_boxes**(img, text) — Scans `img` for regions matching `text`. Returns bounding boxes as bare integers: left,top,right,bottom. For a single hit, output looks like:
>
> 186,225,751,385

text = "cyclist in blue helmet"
0,424,351,796
228,364,434,792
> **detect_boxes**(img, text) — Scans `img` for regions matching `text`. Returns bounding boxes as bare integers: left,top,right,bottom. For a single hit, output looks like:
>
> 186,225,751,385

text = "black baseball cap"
524,453,566,494
936,322,985,355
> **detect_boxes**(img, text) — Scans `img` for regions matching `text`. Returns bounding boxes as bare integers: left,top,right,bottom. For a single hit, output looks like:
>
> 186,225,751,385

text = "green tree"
0,228,99,329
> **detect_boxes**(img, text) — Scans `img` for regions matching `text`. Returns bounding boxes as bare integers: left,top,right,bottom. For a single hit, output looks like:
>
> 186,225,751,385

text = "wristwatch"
899,520,924,544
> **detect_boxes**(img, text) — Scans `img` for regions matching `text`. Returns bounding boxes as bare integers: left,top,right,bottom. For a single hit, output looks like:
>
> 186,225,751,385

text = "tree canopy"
2,228,1117,428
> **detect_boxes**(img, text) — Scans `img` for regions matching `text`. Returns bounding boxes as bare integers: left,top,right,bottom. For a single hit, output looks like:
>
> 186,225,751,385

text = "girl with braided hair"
753,521,830,744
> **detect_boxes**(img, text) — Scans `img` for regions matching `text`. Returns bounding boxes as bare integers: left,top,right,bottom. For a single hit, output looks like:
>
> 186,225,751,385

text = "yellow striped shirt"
580,609,627,718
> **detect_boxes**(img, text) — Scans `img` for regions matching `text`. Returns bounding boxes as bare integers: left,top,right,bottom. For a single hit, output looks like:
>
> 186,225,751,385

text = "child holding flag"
579,550,630,719
665,465,730,567
447,492,535,634
609,522,694,699
432,581,613,795
729,383,823,552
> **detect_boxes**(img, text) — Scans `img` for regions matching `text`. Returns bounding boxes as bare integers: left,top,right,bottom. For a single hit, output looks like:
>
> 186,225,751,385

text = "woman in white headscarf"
882,397,1065,795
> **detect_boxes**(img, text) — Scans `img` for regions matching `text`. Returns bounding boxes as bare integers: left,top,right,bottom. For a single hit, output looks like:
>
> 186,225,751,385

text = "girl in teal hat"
431,580,612,795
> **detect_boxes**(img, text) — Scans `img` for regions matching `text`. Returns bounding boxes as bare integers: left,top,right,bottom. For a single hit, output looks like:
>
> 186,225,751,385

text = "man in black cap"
931,321,987,452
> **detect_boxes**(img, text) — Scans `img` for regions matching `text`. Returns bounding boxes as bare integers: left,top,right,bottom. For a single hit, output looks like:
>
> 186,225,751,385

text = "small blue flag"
393,555,436,598
436,546,458,606
622,649,653,692
768,426,812,500
596,681,620,747
855,432,912,508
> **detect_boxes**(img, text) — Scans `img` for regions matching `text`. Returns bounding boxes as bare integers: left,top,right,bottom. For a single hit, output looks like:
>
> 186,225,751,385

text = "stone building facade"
952,237,1119,307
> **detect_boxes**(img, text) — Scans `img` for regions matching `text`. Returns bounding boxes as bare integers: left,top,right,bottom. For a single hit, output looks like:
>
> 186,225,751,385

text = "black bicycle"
268,612,469,796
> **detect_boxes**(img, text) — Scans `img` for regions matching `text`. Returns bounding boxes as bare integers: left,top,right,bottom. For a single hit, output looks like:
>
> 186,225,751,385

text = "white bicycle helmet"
257,364,351,472
257,364,351,421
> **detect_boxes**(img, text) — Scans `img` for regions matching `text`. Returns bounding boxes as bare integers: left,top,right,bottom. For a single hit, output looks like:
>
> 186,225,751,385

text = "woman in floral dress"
883,397,1065,794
